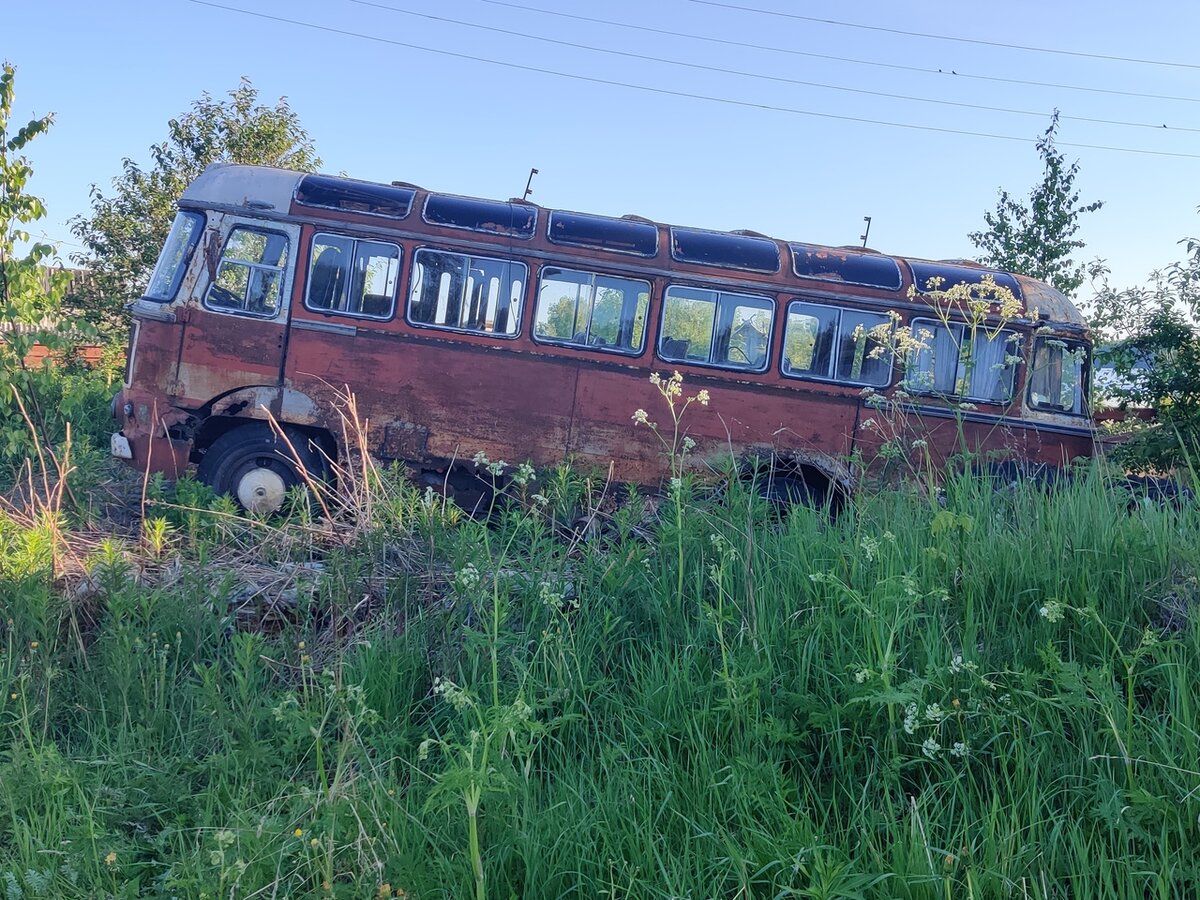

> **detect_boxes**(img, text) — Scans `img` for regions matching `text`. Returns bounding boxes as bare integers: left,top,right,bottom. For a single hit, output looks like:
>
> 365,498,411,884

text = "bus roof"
180,163,1088,330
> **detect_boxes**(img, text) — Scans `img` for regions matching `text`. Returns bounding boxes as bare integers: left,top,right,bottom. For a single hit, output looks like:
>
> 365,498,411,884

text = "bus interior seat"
309,247,345,310
661,337,690,359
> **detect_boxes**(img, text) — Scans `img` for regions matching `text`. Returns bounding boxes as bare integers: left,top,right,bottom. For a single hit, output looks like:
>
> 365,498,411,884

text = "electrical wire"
185,0,1200,160
347,0,1200,133
478,0,1200,106
691,0,1200,71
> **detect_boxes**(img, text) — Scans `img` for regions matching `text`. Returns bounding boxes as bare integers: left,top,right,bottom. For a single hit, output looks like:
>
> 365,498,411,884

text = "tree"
70,78,321,335
969,112,1103,297
1090,220,1200,470
0,63,75,458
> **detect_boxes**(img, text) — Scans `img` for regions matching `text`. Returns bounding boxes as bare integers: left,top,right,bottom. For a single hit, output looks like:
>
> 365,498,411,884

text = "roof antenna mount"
522,167,539,202
860,215,872,248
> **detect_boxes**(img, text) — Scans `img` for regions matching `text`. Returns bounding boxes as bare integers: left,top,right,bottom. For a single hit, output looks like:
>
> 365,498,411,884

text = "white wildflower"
1039,600,1066,623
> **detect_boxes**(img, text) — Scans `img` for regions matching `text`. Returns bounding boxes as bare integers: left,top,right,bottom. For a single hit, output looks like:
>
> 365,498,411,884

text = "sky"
5,0,1199,296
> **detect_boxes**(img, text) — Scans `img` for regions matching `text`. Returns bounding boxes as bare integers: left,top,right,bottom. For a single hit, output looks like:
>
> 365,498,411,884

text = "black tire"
759,473,817,507
196,423,324,515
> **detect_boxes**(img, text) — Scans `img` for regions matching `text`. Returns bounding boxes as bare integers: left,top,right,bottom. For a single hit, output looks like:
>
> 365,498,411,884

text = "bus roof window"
423,194,537,239
790,243,903,291
548,210,659,257
907,261,1023,301
294,175,415,219
670,227,780,274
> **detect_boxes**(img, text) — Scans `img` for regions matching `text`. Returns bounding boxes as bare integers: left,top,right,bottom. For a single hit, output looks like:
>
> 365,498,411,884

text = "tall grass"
1,456,1198,898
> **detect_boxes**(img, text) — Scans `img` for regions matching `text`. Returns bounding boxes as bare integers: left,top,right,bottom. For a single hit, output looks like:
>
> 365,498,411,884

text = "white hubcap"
237,467,287,515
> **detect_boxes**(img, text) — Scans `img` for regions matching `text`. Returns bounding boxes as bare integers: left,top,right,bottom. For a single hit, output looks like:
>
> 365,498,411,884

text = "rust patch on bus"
380,422,430,459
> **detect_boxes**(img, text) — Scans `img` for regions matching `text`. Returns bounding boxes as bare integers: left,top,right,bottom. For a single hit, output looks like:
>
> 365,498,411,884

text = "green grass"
1,460,1198,899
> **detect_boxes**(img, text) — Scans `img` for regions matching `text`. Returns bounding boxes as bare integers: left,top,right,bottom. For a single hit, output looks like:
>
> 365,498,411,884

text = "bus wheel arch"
742,450,851,513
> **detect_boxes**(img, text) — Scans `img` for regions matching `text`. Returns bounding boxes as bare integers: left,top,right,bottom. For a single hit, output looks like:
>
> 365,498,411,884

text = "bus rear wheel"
197,423,324,515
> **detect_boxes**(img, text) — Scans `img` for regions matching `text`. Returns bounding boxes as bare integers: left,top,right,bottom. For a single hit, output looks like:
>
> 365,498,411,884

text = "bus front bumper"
109,389,193,478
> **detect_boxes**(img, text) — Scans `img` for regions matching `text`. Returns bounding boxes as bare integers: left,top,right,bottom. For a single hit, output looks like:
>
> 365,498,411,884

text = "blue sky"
6,0,1199,295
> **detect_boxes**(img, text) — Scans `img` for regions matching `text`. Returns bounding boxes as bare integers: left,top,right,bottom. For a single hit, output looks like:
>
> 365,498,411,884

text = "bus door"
173,214,300,413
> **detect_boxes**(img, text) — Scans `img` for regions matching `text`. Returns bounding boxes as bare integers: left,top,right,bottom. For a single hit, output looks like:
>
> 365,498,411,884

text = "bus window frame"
405,245,528,340
303,232,403,322
531,265,652,357
656,284,775,374
201,223,294,322
779,299,895,387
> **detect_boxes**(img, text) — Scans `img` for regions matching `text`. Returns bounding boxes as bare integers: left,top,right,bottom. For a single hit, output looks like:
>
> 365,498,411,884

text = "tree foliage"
0,63,77,460
70,78,321,335
969,112,1103,297
1090,226,1200,470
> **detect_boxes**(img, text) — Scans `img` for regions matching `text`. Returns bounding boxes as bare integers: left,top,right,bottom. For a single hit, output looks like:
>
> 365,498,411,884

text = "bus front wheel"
197,423,323,515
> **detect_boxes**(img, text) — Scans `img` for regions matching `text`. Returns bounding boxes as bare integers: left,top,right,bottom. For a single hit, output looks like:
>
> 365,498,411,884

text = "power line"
185,0,1200,160
691,0,1200,71
347,0,1200,133
478,0,1200,106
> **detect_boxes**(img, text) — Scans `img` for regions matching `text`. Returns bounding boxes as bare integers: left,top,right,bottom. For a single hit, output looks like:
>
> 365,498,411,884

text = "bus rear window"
145,211,204,302
1029,338,1089,415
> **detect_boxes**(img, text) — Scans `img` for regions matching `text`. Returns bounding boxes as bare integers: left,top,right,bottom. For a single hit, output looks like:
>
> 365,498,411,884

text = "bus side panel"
174,312,286,409
853,402,1094,480
282,327,578,468
570,366,860,483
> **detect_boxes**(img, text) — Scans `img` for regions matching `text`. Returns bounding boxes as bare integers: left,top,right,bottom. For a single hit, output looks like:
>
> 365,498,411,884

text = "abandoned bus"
111,164,1094,513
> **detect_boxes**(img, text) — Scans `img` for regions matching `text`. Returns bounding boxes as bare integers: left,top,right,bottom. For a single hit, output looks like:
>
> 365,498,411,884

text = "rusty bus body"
111,164,1094,512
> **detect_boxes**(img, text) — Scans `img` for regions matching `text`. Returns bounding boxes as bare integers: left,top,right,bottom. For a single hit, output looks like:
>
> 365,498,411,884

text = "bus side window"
306,234,399,319
907,318,1017,401
205,226,290,318
660,286,772,371
534,267,649,354
408,248,524,337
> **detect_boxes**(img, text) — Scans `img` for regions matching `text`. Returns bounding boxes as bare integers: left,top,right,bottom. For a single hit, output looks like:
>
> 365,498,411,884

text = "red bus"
111,164,1093,513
